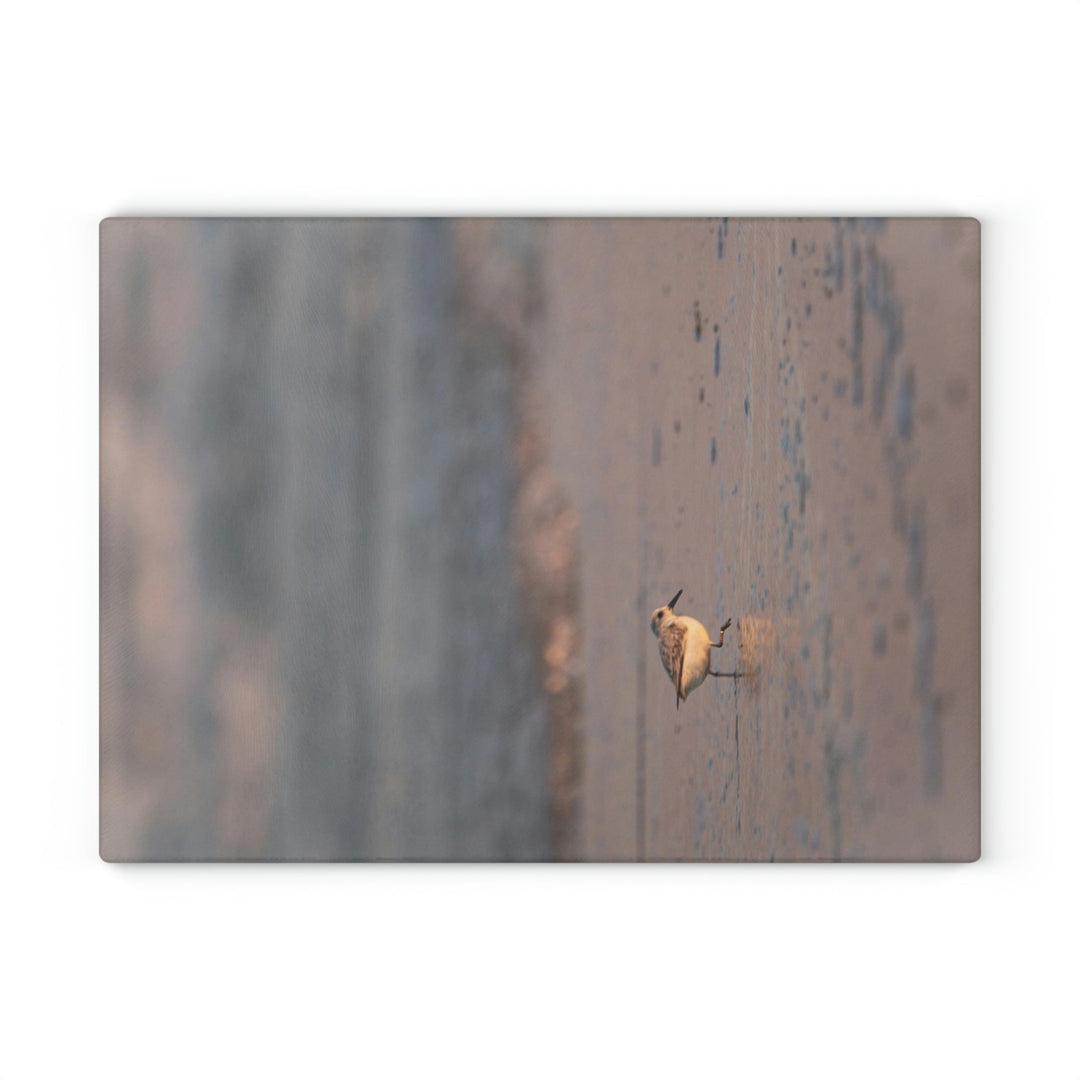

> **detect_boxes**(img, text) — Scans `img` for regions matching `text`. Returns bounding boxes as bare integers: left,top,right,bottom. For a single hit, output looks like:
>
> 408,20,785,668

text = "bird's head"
649,588,682,637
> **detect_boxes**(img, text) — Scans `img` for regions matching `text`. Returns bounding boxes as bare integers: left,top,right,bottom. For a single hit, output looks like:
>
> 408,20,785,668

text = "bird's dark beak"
668,588,683,609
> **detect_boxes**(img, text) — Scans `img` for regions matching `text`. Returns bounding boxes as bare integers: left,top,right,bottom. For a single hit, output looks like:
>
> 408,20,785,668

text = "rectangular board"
101,217,979,861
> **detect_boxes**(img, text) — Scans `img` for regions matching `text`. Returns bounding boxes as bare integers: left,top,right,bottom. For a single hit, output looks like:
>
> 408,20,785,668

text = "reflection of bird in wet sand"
649,589,739,709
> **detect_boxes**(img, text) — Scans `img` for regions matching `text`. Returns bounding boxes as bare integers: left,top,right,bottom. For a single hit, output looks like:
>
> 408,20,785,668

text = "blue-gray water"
101,219,564,860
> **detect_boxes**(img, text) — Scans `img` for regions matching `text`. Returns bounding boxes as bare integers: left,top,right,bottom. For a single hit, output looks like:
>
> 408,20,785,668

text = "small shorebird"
650,589,738,709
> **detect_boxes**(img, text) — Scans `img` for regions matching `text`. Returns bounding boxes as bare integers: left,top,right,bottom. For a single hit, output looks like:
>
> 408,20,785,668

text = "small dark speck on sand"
897,367,915,440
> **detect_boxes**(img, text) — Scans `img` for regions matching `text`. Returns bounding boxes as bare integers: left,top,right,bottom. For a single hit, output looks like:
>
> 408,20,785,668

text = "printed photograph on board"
100,217,980,861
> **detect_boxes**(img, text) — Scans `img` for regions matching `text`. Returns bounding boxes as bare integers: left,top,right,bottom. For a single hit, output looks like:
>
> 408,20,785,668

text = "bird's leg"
710,670,740,678
710,617,733,649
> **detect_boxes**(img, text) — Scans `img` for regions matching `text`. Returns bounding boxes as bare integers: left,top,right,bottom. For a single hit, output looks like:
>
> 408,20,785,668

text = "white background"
2,2,1077,1077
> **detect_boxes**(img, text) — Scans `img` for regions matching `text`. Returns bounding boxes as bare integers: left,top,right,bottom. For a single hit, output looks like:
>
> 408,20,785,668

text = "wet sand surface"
539,219,979,860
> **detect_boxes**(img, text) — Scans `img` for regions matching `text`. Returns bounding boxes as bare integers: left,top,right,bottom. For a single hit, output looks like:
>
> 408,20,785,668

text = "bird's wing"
658,622,687,707
677,646,683,710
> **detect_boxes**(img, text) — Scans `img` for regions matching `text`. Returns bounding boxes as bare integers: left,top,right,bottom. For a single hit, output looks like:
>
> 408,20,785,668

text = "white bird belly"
679,618,712,697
